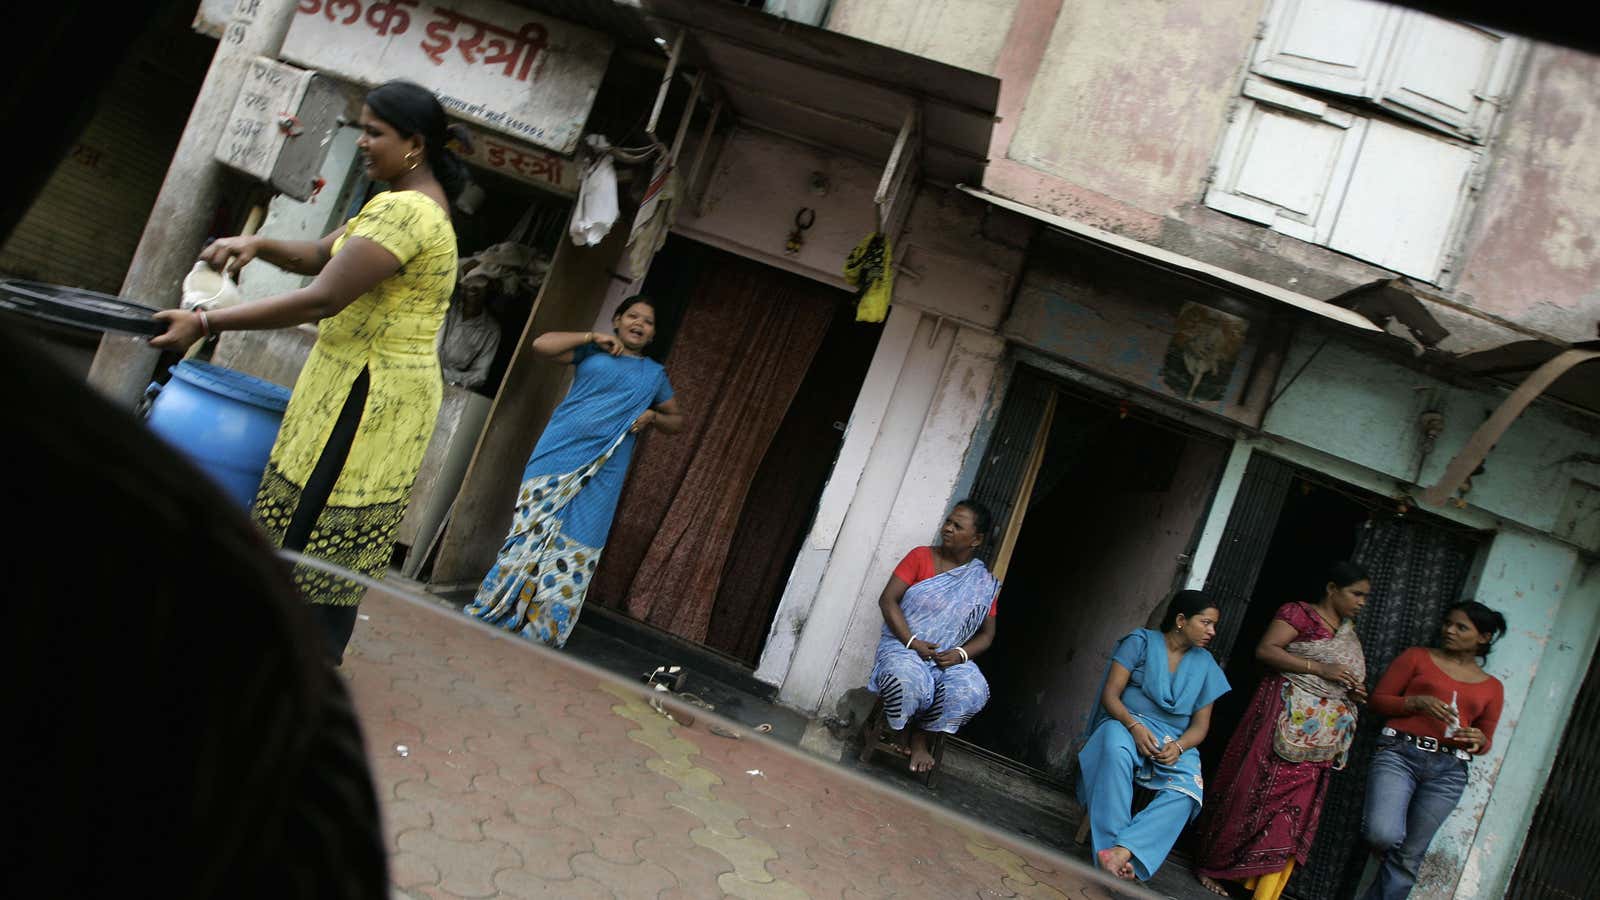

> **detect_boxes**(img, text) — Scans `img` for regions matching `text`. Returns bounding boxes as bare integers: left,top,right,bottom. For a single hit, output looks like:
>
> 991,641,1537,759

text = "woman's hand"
199,235,263,274
1153,739,1185,766
1348,682,1369,705
630,410,656,434
932,649,966,669
1316,662,1362,692
1405,694,1456,722
1127,722,1163,758
149,309,205,351
1449,726,1486,753
592,332,623,356
908,638,940,661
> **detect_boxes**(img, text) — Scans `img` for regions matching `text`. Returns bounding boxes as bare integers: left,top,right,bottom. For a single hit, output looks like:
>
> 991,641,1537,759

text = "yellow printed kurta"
253,191,458,606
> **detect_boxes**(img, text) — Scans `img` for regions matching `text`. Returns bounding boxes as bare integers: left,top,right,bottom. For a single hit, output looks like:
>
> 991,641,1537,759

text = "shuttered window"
1206,0,1518,284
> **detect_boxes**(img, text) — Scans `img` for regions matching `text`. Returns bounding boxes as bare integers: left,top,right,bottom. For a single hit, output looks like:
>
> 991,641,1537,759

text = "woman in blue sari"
1079,590,1230,881
869,500,1001,773
466,296,683,647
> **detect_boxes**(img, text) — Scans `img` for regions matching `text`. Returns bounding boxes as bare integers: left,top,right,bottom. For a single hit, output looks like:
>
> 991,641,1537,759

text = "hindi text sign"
216,57,314,182
455,126,579,196
282,0,611,155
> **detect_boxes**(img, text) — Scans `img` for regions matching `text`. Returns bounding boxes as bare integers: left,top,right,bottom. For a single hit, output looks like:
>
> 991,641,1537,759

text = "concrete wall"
676,126,1031,329
825,0,1018,76
1263,328,1600,541
1452,44,1600,342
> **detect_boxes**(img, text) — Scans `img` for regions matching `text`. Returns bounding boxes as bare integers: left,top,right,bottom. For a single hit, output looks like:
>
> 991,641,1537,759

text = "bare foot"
1198,874,1231,896
909,730,937,773
1096,846,1136,880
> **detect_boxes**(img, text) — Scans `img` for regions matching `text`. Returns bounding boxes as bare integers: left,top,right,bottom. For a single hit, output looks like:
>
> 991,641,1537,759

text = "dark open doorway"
960,382,1230,777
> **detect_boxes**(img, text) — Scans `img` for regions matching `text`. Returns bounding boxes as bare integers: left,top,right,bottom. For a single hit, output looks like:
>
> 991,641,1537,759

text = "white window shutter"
1252,0,1402,99
1327,119,1478,281
1379,13,1516,141
1206,84,1363,242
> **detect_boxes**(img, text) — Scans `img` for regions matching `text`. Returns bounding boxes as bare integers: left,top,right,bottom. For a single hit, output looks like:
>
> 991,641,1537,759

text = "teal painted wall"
1263,330,1600,539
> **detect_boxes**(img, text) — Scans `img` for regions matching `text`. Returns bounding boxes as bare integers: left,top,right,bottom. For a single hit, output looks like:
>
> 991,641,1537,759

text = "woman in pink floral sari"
1193,562,1371,900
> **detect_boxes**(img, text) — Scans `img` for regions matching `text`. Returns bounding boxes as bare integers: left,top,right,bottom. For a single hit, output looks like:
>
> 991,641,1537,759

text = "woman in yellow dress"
151,80,464,662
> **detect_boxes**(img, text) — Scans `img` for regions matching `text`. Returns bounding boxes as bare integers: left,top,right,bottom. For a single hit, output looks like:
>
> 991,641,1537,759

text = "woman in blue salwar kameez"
1079,590,1230,881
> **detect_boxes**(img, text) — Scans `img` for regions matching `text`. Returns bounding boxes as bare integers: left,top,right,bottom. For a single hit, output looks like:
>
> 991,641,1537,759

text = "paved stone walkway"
345,586,1145,899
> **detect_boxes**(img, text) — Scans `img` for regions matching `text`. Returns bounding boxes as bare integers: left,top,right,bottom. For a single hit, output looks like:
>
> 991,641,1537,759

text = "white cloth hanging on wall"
569,134,619,247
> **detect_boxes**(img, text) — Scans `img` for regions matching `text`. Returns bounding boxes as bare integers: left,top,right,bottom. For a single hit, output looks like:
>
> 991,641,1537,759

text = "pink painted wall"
1452,45,1600,342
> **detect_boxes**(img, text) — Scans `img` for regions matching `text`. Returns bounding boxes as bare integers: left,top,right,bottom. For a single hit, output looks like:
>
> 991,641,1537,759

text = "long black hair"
1161,589,1216,632
1448,600,1508,658
364,80,471,200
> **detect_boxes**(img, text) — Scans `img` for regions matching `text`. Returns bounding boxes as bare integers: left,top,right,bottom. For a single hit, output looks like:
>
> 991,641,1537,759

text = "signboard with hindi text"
455,125,580,196
282,0,613,156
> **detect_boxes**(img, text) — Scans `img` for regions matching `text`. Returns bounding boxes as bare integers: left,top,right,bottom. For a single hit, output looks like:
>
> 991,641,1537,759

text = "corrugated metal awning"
958,185,1383,333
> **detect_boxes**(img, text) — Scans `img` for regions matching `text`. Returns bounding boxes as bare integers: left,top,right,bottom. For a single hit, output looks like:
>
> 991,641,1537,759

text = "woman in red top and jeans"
1359,601,1507,900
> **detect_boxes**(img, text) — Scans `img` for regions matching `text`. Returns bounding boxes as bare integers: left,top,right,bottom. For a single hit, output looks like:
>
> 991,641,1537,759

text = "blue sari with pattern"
467,344,672,647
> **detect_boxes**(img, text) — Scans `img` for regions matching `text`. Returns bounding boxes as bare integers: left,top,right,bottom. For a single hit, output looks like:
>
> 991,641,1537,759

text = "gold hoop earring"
405,150,420,171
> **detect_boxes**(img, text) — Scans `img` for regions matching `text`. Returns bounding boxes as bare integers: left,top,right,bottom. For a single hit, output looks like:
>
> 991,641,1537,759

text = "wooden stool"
858,697,945,786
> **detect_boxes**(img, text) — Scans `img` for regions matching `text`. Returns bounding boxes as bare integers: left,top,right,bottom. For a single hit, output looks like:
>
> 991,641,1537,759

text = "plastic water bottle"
1443,691,1460,739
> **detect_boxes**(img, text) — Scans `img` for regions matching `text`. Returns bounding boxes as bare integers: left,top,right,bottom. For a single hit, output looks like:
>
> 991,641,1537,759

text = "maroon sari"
1194,603,1339,881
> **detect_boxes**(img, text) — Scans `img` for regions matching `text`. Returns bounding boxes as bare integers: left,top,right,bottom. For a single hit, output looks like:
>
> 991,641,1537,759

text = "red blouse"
1369,647,1504,754
893,546,998,617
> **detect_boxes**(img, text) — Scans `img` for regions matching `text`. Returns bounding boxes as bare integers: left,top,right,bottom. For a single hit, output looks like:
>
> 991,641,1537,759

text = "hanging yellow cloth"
842,231,893,323
1243,859,1296,900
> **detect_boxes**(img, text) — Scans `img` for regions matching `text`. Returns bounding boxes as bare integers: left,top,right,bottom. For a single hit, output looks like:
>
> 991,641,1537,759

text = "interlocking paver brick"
481,817,591,881
395,829,521,899
568,851,678,899
347,588,1142,900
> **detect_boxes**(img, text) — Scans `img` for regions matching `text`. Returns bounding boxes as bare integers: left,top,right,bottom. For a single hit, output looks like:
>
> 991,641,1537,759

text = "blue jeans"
1359,736,1469,900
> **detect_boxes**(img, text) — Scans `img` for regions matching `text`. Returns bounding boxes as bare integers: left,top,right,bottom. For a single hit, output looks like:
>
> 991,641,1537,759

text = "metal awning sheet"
958,185,1382,332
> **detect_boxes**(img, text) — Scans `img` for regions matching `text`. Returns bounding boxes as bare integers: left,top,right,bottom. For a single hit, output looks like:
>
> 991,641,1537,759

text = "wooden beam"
668,71,705,165
992,390,1056,582
645,29,684,138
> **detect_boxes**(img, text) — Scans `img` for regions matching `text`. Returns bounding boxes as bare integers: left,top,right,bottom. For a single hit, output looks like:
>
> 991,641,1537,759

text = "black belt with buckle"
1383,726,1471,761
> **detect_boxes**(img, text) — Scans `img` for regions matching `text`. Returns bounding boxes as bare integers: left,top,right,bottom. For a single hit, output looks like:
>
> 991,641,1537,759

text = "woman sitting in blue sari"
1079,590,1229,881
869,500,1001,774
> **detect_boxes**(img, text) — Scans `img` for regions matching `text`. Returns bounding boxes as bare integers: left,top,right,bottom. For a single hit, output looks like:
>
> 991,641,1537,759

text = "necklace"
1309,602,1341,633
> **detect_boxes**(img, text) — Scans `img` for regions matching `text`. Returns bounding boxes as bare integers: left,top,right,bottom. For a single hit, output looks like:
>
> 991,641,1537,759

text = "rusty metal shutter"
1202,451,1295,665
965,365,1053,567
0,50,198,294
1506,639,1600,899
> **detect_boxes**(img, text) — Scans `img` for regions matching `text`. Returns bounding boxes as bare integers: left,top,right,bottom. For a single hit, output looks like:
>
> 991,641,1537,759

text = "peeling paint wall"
1453,45,1600,342
1004,0,1258,221
825,0,1019,75
1262,329,1600,538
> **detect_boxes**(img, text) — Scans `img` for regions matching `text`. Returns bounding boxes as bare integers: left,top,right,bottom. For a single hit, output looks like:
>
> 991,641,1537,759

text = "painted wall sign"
454,126,578,196
216,57,314,182
281,0,613,155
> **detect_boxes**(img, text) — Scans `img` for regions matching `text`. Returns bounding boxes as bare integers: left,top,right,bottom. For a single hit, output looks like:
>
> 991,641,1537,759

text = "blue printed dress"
869,553,1000,734
466,343,672,647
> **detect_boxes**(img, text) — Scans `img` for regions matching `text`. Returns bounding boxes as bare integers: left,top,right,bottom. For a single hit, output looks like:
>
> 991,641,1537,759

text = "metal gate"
1506,639,1600,899
1201,452,1295,666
